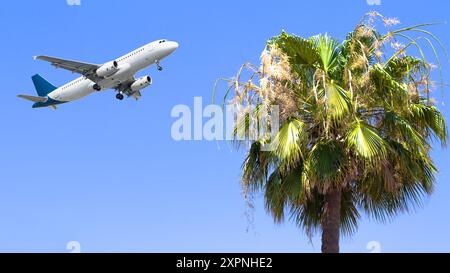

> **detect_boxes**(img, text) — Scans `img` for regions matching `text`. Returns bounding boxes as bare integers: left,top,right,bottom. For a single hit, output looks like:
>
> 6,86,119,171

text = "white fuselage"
47,40,178,102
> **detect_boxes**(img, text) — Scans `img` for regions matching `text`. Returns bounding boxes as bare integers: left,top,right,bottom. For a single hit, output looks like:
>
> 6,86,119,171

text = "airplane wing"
34,55,102,82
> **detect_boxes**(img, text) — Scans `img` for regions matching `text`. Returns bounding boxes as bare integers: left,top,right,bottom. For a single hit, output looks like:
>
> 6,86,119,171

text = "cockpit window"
159,40,166,43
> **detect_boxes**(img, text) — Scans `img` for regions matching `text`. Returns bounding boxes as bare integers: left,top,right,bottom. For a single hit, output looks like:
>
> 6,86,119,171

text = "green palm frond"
346,119,386,160
242,141,272,191
265,165,305,223
383,111,427,152
340,189,360,236
312,34,341,74
325,80,351,119
271,32,320,69
371,64,408,105
305,140,347,186
410,102,448,144
271,118,306,172
356,173,431,222
385,140,436,191
384,56,424,80
357,138,437,222
290,190,323,238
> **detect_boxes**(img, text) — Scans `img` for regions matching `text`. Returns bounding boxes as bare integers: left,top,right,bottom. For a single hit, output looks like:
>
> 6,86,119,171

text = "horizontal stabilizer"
17,94,47,103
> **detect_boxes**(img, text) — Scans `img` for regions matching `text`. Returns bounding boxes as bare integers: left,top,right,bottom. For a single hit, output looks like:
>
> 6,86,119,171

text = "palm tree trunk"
321,187,341,253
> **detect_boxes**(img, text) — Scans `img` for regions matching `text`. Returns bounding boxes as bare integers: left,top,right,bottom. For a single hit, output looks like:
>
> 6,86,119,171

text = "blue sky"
0,0,449,252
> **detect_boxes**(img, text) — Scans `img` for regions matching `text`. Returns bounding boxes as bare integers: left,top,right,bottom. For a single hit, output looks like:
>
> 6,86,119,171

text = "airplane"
18,39,179,109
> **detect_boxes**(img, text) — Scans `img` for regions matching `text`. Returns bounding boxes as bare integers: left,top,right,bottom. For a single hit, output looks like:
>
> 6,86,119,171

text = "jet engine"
96,61,119,77
130,76,152,92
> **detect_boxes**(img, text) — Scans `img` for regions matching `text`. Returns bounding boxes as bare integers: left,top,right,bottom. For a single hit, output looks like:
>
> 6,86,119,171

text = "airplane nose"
160,41,179,57
170,41,179,51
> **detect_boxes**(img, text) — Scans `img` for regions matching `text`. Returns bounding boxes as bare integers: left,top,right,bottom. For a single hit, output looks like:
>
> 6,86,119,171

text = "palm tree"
216,12,448,253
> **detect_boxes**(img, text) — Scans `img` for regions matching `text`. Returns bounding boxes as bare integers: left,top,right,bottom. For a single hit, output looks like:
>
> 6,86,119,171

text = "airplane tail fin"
31,74,57,97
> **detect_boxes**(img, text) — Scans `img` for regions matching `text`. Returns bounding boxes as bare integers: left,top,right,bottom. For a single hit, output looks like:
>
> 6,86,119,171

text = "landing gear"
93,84,101,91
156,60,163,71
116,93,124,100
